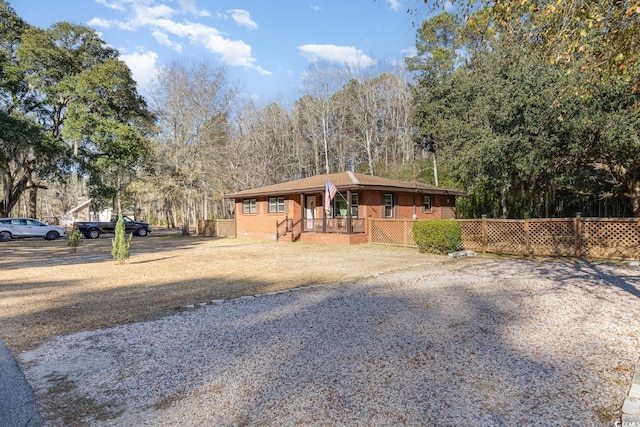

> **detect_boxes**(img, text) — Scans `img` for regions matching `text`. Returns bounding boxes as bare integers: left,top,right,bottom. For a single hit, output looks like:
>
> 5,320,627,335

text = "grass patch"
39,373,123,425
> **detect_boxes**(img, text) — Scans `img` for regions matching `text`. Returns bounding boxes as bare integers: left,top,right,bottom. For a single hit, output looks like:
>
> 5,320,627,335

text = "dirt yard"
0,230,463,353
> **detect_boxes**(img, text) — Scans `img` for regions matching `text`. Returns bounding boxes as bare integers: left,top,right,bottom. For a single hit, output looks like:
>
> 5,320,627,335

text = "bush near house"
413,220,463,254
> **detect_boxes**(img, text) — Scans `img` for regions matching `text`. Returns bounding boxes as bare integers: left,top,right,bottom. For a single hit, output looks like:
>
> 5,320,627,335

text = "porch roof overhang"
224,172,465,200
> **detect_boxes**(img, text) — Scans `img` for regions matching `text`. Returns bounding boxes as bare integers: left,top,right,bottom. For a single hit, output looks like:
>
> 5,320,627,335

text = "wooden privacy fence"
195,219,236,237
369,217,640,260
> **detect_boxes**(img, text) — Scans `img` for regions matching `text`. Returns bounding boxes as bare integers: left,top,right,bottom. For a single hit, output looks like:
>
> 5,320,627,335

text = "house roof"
66,198,92,214
225,172,465,199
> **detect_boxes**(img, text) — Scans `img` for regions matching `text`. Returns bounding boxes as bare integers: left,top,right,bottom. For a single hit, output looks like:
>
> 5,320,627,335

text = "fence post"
404,219,408,246
574,212,582,258
524,219,531,255
481,215,488,253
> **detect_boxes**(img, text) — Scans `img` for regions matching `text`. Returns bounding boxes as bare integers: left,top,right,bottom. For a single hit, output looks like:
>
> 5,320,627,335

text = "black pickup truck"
73,216,152,239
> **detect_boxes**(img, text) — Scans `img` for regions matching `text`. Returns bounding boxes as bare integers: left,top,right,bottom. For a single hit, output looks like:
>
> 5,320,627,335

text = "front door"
306,196,316,230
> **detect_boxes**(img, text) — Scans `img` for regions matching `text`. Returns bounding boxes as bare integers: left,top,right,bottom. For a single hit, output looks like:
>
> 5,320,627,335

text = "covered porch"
275,188,366,244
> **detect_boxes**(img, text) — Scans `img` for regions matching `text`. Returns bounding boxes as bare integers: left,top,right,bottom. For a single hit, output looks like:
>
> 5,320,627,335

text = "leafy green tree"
409,9,640,217
572,83,640,216
490,0,640,91
0,1,68,217
0,111,66,216
405,12,461,84
13,19,153,212
427,0,640,91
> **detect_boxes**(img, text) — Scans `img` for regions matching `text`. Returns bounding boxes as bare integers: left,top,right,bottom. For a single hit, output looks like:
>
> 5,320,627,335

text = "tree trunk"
365,135,375,176
312,137,320,176
629,181,640,217
181,201,190,236
28,187,37,218
501,187,508,218
1,175,29,218
166,202,177,229
322,117,330,174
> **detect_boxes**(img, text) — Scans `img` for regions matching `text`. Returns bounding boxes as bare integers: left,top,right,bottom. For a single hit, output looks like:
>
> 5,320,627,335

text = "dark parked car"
0,218,67,242
73,216,152,239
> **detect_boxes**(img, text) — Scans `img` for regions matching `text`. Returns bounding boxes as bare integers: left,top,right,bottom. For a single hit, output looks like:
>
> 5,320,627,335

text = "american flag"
325,179,338,214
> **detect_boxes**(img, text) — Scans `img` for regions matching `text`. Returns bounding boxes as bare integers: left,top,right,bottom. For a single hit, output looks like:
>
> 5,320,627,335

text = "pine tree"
111,208,132,264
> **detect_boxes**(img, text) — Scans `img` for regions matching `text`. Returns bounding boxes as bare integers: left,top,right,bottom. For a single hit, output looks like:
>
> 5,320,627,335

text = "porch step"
277,232,300,242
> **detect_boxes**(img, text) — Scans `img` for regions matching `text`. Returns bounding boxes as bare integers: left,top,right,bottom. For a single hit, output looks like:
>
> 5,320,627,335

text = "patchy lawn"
0,230,461,353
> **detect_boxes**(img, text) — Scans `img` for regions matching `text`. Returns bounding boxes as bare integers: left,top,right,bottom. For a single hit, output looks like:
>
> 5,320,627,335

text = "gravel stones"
19,258,640,426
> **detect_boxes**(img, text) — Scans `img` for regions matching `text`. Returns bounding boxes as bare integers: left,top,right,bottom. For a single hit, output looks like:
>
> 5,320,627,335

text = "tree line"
1,0,638,226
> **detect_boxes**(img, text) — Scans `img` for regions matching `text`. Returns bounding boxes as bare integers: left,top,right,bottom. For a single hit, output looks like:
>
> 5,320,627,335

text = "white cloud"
386,0,402,12
120,50,159,92
299,44,377,67
151,30,182,52
133,3,175,21
87,17,111,28
401,46,417,57
95,0,126,12
177,0,210,17
227,9,258,30
92,1,268,75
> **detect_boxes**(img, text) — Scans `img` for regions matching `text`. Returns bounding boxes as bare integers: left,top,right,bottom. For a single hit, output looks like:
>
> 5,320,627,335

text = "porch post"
300,193,305,232
322,191,327,233
346,190,353,234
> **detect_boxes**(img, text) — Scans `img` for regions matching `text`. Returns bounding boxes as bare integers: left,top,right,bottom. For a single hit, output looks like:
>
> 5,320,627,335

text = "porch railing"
303,218,366,234
276,217,293,241
290,219,302,241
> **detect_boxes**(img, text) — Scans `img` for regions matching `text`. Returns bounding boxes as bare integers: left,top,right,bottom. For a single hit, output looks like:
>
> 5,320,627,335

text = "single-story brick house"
225,172,464,244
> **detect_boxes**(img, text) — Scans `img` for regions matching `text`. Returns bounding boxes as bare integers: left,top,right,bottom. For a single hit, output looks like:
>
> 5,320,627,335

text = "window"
423,195,432,211
331,193,359,218
351,193,359,218
243,198,256,214
269,197,285,213
384,193,393,218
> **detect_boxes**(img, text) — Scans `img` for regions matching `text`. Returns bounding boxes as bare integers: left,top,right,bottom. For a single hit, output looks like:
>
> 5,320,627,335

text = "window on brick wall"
384,193,394,218
243,199,256,214
423,195,432,211
269,197,285,213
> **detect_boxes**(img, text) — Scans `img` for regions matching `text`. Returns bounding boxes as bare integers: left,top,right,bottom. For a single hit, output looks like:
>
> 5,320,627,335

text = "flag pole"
335,190,349,204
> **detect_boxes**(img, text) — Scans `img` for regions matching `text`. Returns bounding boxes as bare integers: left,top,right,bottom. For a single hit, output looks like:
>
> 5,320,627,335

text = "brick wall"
234,190,455,241
235,196,303,240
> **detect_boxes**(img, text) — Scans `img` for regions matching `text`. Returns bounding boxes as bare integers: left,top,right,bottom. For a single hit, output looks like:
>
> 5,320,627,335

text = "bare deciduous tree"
148,61,236,233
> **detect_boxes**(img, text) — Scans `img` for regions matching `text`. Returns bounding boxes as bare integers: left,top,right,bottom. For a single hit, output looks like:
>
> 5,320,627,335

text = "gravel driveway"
19,258,640,426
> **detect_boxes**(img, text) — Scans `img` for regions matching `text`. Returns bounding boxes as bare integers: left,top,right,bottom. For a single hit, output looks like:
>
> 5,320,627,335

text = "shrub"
111,213,132,264
412,219,463,254
68,229,82,252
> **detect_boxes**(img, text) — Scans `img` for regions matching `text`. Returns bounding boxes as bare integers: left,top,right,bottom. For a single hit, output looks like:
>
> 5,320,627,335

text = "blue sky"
9,0,430,103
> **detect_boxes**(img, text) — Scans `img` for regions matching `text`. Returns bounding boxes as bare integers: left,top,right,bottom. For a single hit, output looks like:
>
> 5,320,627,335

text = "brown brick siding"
235,190,455,243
